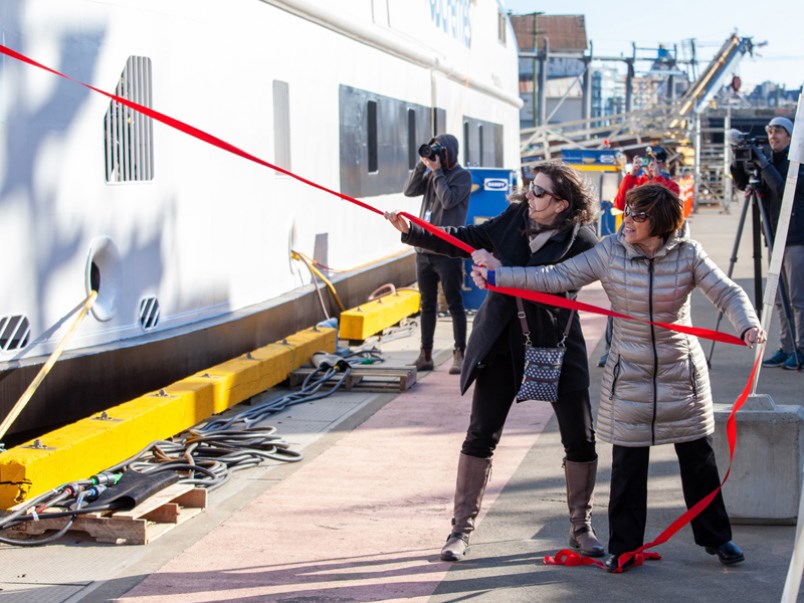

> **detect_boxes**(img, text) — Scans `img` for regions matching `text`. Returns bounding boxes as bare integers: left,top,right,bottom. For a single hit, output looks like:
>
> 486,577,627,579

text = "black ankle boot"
605,554,635,573
705,540,745,565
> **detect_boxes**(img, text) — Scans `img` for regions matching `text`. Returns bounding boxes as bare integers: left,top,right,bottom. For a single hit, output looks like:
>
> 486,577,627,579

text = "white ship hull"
0,0,521,439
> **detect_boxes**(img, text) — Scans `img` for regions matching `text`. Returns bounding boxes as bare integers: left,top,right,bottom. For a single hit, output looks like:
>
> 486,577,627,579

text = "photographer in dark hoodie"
403,134,472,375
730,116,804,371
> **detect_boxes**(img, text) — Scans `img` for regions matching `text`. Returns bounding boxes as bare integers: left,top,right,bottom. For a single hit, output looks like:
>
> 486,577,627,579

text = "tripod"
706,169,799,366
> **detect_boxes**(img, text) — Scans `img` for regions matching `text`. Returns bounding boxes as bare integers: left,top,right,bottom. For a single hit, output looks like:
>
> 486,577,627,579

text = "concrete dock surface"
1,203,803,603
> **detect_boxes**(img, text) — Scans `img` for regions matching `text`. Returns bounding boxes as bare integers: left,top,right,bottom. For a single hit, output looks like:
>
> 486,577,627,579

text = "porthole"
85,236,122,322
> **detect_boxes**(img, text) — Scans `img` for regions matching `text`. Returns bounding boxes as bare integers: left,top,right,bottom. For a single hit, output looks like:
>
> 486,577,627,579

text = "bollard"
713,394,804,524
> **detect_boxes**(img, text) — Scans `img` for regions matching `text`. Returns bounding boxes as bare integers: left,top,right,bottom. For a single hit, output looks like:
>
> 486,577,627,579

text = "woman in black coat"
385,161,602,561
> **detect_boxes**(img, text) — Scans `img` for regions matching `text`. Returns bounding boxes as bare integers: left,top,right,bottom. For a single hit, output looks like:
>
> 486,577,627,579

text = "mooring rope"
0,291,98,444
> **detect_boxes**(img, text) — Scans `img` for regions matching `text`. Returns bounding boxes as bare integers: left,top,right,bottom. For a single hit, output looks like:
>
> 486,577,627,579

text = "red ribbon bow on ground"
544,548,662,571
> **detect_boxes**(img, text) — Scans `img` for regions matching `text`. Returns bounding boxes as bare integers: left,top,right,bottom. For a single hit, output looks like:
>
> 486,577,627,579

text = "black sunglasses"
528,183,556,199
624,205,650,223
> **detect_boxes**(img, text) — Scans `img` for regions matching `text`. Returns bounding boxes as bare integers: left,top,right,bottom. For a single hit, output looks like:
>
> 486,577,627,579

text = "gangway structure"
672,35,754,125
520,34,755,186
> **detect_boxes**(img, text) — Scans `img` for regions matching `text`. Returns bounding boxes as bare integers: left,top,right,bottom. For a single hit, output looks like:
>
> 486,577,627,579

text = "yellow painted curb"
0,326,336,509
339,289,420,341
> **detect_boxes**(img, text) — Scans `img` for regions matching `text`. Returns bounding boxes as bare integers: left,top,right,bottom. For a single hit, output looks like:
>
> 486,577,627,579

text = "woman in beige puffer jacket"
475,184,764,572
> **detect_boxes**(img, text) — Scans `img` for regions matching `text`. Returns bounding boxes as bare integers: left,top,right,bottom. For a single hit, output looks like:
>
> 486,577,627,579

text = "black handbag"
514,297,574,403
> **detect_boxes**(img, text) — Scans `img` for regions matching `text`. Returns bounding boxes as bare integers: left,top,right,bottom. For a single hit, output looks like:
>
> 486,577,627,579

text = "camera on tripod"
728,129,767,172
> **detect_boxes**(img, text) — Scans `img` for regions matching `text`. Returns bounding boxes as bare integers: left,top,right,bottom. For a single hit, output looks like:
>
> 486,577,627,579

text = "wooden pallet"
5,483,207,545
289,365,417,393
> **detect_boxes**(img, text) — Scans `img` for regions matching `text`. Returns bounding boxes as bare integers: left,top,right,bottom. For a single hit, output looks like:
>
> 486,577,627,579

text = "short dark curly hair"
511,161,597,232
625,183,684,237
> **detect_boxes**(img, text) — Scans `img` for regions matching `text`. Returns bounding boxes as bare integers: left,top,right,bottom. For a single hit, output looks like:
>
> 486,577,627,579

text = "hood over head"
434,134,460,170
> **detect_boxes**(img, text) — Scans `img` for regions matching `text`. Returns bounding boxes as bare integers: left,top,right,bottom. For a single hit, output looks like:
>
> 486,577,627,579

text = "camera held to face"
633,145,668,174
418,141,445,162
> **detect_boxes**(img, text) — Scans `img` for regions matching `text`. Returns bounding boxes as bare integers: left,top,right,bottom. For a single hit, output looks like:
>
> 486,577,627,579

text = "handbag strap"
515,297,576,348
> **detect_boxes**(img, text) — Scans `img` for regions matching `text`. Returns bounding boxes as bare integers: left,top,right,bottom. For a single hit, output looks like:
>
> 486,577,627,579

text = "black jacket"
731,145,804,247
403,134,472,249
402,201,598,395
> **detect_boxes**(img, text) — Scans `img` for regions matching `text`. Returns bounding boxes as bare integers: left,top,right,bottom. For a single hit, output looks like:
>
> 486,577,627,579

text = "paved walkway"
117,365,555,602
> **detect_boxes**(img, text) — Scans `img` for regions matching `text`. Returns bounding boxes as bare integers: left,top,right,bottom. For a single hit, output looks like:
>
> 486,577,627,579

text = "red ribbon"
544,548,661,571
1,43,756,570
399,212,746,347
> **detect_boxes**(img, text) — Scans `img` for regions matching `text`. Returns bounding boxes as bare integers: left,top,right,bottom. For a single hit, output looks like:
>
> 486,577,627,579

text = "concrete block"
713,395,804,524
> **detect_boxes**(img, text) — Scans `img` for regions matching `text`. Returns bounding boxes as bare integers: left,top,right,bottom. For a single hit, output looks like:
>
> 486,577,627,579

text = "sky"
503,0,804,92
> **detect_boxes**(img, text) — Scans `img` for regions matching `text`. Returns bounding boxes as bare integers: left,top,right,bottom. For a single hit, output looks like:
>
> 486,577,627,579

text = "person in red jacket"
613,145,679,211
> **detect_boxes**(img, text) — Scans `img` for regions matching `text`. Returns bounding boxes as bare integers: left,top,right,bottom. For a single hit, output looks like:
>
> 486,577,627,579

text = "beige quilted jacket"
495,229,759,447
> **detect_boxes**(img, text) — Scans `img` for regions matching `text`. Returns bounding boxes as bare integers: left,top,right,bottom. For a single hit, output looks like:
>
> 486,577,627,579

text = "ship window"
463,116,503,167
367,100,378,173
478,124,484,165
497,11,506,45
0,314,30,352
433,108,446,138
273,80,291,172
338,85,447,197
104,56,154,183
138,296,160,331
463,121,470,165
407,109,417,170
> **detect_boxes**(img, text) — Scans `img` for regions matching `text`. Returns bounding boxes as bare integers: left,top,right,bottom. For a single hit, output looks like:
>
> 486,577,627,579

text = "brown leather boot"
440,454,492,561
449,348,464,375
564,458,605,557
414,348,434,371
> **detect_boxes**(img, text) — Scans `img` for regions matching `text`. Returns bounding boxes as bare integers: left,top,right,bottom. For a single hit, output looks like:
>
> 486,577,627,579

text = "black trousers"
461,346,596,463
416,253,466,352
608,436,732,555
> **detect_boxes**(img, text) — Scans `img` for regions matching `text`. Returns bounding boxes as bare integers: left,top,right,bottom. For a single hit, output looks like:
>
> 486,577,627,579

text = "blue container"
461,168,516,310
